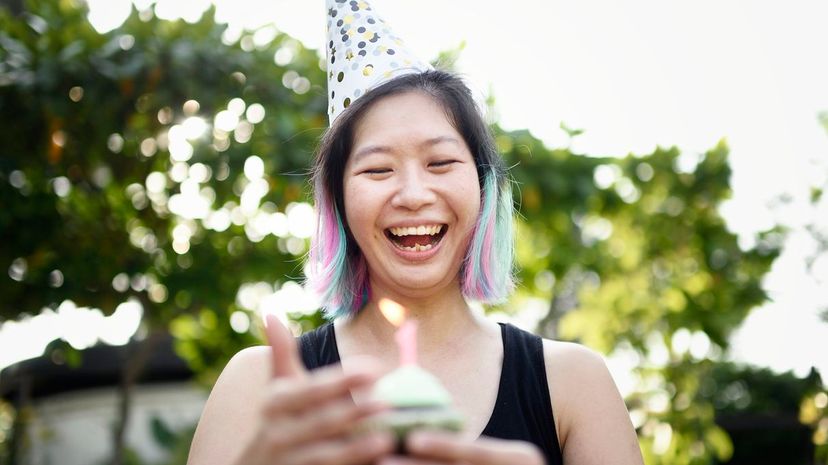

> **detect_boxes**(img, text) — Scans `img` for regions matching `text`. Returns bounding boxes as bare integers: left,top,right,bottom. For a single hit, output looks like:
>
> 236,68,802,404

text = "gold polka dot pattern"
325,0,432,123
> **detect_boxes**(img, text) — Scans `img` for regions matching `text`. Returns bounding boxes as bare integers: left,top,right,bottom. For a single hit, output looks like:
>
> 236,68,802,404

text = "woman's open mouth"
385,224,448,252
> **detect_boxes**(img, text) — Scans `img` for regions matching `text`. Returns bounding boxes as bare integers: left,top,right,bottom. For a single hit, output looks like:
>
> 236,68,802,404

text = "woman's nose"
391,169,437,210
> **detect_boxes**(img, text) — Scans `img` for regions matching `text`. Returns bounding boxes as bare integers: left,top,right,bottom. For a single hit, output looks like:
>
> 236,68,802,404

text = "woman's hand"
190,314,396,465
236,315,396,465
378,431,545,465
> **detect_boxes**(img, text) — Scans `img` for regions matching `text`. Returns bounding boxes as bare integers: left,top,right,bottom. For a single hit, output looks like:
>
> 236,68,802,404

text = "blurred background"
1,0,826,464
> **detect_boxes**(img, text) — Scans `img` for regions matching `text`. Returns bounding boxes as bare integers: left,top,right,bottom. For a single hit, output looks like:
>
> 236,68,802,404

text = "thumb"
264,314,306,379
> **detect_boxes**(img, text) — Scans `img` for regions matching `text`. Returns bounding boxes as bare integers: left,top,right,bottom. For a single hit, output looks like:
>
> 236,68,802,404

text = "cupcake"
367,364,464,451
363,298,464,451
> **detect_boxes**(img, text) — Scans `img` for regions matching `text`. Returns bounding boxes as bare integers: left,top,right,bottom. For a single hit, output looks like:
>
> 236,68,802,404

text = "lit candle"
396,320,418,366
378,298,418,365
369,298,463,445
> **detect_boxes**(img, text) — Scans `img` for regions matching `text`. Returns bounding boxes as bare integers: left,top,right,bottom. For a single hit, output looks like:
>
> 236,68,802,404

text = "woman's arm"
544,340,644,465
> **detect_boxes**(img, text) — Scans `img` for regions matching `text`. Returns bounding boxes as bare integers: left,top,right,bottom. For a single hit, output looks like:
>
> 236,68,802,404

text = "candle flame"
378,298,406,327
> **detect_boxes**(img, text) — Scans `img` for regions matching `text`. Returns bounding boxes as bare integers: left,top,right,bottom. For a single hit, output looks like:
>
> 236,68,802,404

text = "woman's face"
343,91,481,298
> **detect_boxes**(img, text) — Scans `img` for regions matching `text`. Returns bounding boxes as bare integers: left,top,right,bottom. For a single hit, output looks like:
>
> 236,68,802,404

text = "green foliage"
431,40,465,72
1,0,326,383
148,417,196,465
702,364,825,465
802,389,828,465
503,138,779,351
0,401,12,465
496,130,781,463
109,417,195,465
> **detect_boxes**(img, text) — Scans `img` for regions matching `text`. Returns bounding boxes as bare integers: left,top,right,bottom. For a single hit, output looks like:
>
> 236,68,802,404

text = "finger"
260,398,387,456
264,314,306,379
279,396,388,445
282,432,396,465
262,362,384,416
406,432,543,465
472,435,544,463
378,456,461,465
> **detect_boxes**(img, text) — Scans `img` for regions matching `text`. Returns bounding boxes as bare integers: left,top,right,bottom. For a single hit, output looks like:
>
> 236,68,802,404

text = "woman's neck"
341,282,487,356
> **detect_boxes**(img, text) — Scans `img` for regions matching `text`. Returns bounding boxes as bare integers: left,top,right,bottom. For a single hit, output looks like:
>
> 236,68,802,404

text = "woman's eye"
430,160,457,168
361,168,391,175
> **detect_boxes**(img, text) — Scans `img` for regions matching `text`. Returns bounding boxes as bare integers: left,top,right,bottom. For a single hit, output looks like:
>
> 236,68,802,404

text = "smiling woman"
186,1,644,465
311,73,514,319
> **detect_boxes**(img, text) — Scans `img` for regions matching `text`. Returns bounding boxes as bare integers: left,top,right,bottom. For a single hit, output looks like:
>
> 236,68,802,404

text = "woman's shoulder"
188,346,271,464
541,338,608,378
213,345,271,384
196,346,273,426
539,338,636,455
499,323,608,377
231,344,271,361
541,338,616,407
201,345,272,412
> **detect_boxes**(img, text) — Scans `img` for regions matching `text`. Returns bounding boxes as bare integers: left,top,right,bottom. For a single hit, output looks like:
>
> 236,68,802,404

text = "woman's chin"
380,270,461,298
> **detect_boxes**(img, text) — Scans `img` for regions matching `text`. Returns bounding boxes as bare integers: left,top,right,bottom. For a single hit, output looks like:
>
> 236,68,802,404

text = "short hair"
307,70,514,319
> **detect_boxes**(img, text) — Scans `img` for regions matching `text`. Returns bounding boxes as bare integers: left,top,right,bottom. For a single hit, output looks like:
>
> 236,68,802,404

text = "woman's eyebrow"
421,135,461,148
351,144,394,161
352,136,461,161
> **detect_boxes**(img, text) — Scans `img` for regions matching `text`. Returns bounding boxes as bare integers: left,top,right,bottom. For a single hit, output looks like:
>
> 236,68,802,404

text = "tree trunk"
110,330,165,465
537,294,563,339
8,374,31,465
537,268,589,339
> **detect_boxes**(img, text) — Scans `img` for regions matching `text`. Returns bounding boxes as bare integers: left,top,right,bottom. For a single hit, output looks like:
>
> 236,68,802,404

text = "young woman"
186,70,644,465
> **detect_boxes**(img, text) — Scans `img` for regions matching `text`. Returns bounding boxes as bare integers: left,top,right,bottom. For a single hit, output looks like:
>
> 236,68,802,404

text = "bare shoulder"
542,339,617,401
541,340,615,432
201,345,272,403
541,339,644,465
218,345,271,385
542,339,609,378
187,346,271,465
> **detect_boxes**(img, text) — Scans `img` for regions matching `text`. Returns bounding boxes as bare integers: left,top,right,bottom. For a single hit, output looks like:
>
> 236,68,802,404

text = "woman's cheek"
344,183,378,244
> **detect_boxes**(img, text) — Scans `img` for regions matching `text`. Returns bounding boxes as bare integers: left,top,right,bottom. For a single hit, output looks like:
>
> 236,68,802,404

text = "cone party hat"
325,0,432,124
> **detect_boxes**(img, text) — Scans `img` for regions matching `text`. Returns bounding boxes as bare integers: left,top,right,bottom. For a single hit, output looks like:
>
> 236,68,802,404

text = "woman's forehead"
351,92,463,149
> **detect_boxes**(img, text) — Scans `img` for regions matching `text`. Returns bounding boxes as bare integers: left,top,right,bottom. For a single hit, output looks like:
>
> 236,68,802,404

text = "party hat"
325,0,432,124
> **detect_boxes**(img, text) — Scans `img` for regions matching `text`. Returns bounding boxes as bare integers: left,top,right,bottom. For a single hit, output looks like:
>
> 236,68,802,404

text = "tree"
497,129,781,464
1,1,325,462
702,363,823,465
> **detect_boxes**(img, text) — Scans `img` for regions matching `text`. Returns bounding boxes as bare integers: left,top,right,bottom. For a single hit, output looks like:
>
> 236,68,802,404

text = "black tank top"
298,322,564,464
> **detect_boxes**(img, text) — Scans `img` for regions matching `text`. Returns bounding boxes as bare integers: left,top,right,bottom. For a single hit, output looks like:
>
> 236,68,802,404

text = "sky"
3,0,827,379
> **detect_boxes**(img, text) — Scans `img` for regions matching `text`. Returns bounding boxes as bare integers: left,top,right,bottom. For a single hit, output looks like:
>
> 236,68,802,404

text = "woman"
187,69,643,465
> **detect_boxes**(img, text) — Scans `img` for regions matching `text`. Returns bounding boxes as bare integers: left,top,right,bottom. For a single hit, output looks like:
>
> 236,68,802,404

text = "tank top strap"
482,323,563,464
298,322,341,370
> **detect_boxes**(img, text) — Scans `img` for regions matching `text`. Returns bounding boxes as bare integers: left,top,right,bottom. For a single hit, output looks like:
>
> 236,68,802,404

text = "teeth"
389,225,443,236
399,243,433,252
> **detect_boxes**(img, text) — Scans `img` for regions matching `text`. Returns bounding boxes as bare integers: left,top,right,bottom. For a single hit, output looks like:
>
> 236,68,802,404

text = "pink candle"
395,320,418,366
378,298,418,366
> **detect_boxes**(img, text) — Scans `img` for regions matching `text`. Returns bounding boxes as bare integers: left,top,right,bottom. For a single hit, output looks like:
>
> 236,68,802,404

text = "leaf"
150,416,178,451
